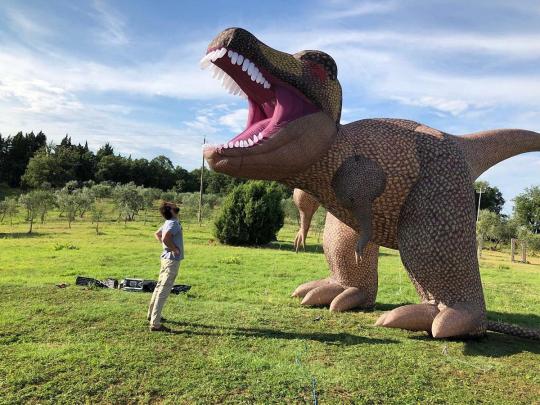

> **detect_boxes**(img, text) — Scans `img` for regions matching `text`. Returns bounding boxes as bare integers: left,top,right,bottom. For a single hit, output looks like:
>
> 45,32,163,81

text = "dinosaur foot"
375,303,486,338
292,279,371,311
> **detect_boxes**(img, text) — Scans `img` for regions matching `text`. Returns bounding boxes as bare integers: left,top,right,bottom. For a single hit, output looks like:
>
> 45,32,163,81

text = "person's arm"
154,229,163,242
162,231,180,255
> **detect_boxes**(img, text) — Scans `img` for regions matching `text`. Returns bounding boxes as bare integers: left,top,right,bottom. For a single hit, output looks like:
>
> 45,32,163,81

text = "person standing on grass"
148,201,184,332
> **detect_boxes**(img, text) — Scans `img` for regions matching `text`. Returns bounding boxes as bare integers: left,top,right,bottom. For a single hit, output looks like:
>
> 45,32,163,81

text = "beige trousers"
148,258,180,328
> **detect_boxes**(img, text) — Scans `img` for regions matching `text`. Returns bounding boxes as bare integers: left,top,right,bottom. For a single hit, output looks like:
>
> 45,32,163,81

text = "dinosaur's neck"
282,125,345,193
281,126,356,232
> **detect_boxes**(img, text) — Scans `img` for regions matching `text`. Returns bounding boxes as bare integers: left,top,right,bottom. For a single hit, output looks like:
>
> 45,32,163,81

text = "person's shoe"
149,324,172,332
147,316,167,322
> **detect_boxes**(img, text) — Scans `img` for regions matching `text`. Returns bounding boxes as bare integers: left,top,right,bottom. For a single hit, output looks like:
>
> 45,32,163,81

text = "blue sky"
0,0,539,213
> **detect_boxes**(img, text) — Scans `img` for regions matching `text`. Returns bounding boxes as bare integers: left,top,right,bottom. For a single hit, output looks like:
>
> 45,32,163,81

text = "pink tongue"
229,118,271,143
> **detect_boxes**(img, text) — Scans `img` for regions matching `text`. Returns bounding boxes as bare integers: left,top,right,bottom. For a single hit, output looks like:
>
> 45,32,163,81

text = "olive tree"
91,201,106,235
19,191,42,233
113,183,144,225
56,190,78,228
0,197,19,226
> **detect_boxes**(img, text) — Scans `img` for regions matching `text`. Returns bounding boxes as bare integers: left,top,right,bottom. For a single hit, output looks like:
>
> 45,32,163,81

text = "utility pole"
198,137,206,225
476,186,483,222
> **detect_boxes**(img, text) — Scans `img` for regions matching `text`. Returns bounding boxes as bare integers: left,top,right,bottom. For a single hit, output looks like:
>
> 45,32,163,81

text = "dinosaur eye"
297,51,338,80
306,61,328,81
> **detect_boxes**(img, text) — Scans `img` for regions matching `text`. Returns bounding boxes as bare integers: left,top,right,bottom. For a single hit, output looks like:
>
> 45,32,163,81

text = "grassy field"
0,212,539,404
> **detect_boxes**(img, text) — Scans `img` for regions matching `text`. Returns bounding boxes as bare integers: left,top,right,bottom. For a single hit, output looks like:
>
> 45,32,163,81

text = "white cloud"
218,108,248,133
6,9,53,37
320,1,398,19
92,0,129,46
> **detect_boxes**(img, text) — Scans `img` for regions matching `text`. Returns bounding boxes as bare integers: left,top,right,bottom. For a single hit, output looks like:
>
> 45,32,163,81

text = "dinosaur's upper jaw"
200,46,320,154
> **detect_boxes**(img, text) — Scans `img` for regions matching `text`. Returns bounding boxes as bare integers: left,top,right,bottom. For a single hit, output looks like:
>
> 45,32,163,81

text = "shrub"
214,181,284,246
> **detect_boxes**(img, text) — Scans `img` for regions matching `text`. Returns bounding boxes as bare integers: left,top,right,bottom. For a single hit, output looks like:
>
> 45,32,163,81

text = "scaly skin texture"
292,189,379,312
202,28,540,339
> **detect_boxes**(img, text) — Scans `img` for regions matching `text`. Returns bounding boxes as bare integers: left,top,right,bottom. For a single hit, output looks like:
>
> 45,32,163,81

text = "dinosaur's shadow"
408,310,539,357
462,333,540,357
165,320,397,346
265,240,324,254
264,240,395,256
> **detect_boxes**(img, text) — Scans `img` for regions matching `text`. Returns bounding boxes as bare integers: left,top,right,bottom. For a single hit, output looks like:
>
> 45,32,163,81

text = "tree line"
475,181,540,254
0,181,227,234
0,131,245,194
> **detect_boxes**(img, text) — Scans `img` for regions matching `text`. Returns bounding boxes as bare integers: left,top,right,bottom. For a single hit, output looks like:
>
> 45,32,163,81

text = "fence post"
477,236,483,259
521,240,527,263
511,238,516,262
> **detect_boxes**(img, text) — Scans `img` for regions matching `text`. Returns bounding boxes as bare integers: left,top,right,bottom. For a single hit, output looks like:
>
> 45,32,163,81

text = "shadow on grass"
0,232,43,238
165,320,397,345
264,240,396,257
265,241,324,254
463,332,540,357
408,310,540,357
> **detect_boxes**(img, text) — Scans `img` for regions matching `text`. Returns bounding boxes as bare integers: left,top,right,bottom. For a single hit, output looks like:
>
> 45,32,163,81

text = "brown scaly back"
207,28,343,123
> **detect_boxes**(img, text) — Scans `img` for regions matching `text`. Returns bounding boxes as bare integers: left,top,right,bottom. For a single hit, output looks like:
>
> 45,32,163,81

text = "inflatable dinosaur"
201,27,540,339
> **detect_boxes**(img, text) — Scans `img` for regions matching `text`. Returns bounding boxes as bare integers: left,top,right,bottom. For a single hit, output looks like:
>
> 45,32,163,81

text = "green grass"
0,213,539,404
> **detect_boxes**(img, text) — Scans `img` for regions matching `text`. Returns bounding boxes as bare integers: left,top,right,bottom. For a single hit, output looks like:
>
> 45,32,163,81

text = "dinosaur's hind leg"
376,165,487,338
293,212,379,311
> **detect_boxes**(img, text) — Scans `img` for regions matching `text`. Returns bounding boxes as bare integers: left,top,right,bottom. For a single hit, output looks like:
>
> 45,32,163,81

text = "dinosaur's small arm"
292,189,379,311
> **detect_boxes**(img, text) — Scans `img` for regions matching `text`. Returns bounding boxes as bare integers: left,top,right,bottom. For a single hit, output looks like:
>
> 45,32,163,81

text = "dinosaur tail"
455,129,540,180
487,320,540,340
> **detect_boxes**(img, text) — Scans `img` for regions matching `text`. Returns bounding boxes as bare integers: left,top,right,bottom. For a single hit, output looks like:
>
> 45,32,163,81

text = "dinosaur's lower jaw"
200,47,320,155
203,111,337,181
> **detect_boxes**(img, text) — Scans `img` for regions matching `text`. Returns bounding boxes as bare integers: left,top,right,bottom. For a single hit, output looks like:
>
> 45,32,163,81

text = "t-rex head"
201,28,342,180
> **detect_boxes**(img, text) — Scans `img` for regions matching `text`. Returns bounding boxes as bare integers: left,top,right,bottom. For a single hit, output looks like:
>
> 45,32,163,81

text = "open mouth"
200,47,320,151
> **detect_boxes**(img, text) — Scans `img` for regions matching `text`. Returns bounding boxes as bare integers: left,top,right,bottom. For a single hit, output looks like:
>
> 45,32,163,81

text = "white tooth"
210,50,220,62
227,50,233,58
212,67,221,78
256,72,263,83
247,62,254,76
237,54,244,65
258,133,264,141
222,75,232,88
242,58,249,71
217,70,225,80
234,141,240,147
253,134,258,143
199,54,212,69
231,52,238,64
228,142,234,148
223,143,228,149
217,48,227,59
248,138,254,146
252,66,259,77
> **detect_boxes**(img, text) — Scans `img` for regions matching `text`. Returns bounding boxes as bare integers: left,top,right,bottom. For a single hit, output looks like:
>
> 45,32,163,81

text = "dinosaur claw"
431,303,486,338
374,312,387,326
301,284,345,306
375,304,440,332
329,287,366,312
291,278,330,298
354,251,362,264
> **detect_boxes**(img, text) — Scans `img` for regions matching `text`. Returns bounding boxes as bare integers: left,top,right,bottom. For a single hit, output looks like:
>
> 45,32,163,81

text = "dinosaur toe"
329,287,367,312
431,303,486,338
291,278,331,298
301,284,345,306
375,304,439,332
